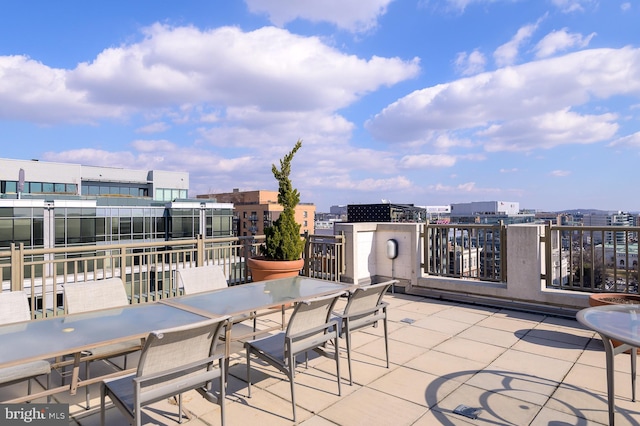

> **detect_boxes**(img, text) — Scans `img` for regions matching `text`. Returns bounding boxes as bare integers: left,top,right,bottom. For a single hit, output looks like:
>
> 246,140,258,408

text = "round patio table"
577,304,640,425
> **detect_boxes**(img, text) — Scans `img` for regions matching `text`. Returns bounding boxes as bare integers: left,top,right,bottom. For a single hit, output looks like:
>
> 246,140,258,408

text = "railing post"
303,232,310,277
242,237,253,283
196,234,205,266
500,221,507,283
10,243,23,292
541,222,551,288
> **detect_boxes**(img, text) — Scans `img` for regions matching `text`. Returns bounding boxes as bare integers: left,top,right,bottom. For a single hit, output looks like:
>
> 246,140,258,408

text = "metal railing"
423,222,507,283
543,224,639,294
303,234,344,282
0,233,344,318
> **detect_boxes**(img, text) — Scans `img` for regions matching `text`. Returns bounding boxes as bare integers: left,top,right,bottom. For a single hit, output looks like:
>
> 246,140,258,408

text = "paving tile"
510,334,586,363
475,315,539,335
545,382,640,425
405,349,487,383
319,387,428,426
357,335,429,365
315,346,399,386
492,309,546,323
411,315,474,336
464,368,561,406
412,408,476,425
524,326,592,349
456,325,520,348
393,298,454,316
434,383,543,426
367,366,462,408
488,348,574,383
261,362,359,416
529,406,590,425
562,362,635,400
389,322,451,349
432,306,492,325
205,385,312,425
431,336,507,364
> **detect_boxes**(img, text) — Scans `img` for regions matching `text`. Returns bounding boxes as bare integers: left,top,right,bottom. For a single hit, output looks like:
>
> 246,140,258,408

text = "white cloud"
136,122,170,133
535,28,596,58
433,134,473,149
0,24,419,129
131,139,176,152
454,49,486,75
398,154,457,168
334,175,413,191
480,108,618,151
0,56,123,123
494,15,546,67
621,2,631,12
550,170,571,177
245,0,394,33
428,181,500,194
70,25,419,111
0,22,422,185
551,0,593,13
608,131,640,148
366,47,640,152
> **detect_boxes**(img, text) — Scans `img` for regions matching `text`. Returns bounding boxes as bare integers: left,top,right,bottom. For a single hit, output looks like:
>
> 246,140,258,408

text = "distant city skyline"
0,1,638,213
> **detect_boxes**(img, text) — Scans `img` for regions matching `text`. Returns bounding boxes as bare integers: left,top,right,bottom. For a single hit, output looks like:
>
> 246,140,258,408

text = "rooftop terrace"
4,291,639,425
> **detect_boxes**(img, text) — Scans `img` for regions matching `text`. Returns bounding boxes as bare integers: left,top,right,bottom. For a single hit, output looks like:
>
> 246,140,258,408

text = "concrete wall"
334,222,420,286
336,222,590,316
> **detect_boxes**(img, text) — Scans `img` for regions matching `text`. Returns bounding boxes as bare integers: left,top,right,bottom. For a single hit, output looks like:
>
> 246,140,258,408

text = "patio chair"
333,280,396,385
63,278,142,408
100,315,229,426
245,291,346,422
0,291,51,402
176,264,229,295
176,264,257,339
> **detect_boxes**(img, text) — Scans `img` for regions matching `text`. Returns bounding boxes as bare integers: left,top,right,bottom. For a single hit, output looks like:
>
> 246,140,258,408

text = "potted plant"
247,140,306,281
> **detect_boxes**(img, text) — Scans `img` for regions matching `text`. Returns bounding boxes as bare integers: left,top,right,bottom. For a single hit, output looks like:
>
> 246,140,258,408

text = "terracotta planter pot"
247,256,304,282
589,293,640,354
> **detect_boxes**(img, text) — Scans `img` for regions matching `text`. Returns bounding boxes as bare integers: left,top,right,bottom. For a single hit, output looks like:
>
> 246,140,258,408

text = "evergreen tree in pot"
247,140,306,281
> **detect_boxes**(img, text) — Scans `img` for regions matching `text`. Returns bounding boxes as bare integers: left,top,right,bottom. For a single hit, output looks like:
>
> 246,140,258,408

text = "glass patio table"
161,276,353,355
577,304,640,425
0,302,210,402
163,276,352,317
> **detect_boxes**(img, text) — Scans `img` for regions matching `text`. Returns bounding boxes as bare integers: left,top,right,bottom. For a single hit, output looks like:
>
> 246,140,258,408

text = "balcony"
2,291,636,424
1,223,640,424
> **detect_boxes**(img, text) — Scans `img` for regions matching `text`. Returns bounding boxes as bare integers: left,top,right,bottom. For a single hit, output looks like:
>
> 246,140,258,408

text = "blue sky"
1,0,638,212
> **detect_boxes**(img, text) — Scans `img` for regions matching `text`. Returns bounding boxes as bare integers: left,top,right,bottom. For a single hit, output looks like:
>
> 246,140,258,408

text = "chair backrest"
63,277,129,314
176,265,229,295
0,291,31,324
135,316,228,399
343,280,395,317
286,291,345,353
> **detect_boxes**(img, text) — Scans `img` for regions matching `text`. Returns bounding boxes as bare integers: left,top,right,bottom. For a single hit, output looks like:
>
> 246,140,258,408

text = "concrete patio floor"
5,292,640,425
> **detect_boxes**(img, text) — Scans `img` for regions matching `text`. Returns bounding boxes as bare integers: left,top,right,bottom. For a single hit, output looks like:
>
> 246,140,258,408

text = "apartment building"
197,189,316,237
